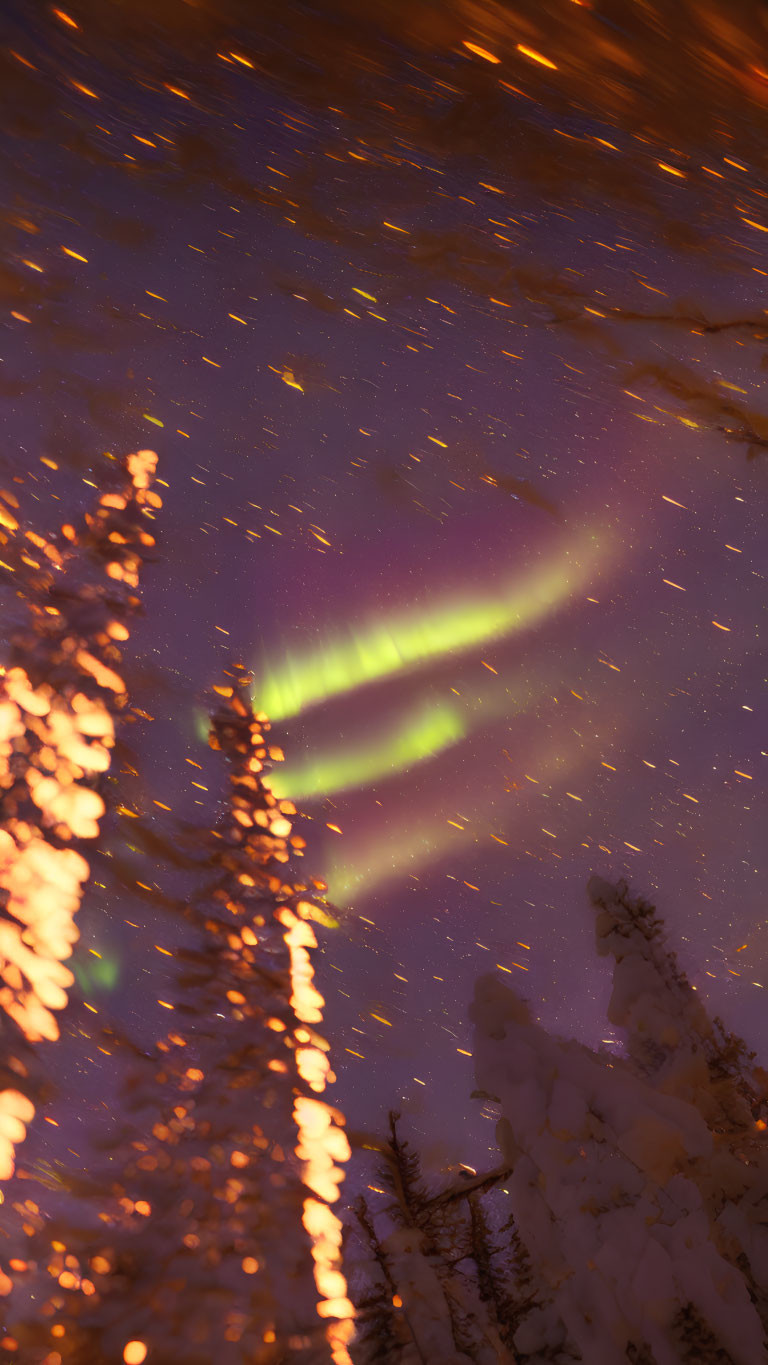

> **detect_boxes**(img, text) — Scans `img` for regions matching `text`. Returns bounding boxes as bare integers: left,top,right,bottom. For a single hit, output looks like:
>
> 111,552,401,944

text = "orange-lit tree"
0,449,160,1204
4,667,354,1365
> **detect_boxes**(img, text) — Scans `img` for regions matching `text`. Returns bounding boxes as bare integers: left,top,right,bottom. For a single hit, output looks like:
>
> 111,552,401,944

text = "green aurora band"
256,533,606,722
268,697,465,800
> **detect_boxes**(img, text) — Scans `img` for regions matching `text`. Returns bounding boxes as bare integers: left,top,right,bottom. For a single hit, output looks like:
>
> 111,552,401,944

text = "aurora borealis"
1,0,767,1196
256,525,610,721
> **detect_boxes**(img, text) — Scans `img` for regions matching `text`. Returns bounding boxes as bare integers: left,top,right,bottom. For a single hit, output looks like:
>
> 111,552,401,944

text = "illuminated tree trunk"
0,449,160,1201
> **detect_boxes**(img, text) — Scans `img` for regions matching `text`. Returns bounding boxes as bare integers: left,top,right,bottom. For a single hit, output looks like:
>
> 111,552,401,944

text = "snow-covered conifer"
471,877,768,1365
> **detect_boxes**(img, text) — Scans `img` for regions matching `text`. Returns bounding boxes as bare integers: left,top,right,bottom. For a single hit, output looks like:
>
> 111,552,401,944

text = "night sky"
1,0,767,1183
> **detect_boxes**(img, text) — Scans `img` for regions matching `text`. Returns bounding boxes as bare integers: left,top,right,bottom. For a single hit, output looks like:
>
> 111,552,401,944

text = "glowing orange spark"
69,79,99,98
462,41,501,64
516,43,557,69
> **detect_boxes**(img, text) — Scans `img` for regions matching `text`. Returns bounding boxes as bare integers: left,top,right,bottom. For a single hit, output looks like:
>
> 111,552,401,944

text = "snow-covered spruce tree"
352,1196,407,1364
587,875,765,1137
588,875,768,1345
6,665,354,1365
375,1110,476,1364
352,1113,522,1365
467,1194,527,1357
0,449,160,1207
471,877,768,1365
